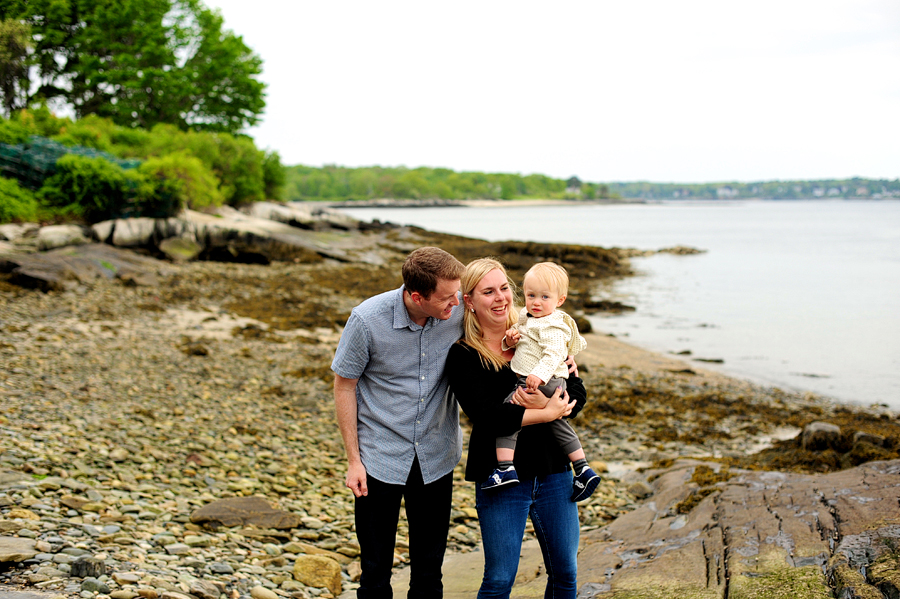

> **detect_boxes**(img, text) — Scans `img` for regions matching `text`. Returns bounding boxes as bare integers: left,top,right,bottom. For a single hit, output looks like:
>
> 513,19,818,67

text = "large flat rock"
0,537,37,563
0,243,171,290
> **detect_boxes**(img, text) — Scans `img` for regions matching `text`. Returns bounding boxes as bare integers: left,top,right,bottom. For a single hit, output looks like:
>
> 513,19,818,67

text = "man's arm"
334,374,368,497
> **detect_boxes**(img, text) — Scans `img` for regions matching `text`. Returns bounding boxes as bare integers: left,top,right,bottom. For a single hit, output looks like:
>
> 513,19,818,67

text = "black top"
446,340,587,483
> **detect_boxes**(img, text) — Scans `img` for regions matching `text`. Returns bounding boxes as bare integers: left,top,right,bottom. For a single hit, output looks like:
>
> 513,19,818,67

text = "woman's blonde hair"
460,257,520,371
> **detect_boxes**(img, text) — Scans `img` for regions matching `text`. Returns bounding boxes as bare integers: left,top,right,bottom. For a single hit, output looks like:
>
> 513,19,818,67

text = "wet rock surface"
580,459,900,599
2,208,898,599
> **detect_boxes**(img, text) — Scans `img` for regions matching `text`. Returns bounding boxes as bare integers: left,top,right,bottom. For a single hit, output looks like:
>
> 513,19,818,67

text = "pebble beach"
2,222,899,599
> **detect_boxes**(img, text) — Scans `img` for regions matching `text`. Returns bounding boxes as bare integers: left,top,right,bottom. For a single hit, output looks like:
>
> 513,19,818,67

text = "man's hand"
345,462,368,498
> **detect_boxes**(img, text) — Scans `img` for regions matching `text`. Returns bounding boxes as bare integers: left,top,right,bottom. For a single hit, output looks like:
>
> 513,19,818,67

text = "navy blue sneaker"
571,467,600,502
482,467,519,490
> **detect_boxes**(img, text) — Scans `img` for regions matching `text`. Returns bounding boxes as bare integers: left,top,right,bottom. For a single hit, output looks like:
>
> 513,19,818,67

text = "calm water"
336,200,900,409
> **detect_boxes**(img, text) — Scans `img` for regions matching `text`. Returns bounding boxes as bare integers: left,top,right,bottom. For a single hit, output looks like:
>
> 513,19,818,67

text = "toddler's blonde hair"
523,262,569,298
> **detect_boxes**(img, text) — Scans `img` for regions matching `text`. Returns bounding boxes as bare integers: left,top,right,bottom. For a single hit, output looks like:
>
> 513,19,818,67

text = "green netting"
0,135,141,190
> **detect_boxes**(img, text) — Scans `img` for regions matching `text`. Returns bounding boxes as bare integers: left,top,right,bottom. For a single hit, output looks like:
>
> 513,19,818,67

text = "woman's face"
466,268,513,329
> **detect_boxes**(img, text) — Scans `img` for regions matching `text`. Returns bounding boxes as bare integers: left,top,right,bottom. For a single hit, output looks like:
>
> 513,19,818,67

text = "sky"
205,1,900,184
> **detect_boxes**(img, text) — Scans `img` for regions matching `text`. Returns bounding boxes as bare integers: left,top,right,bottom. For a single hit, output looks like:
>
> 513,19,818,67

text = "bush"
214,135,266,205
52,114,118,152
0,118,31,145
124,169,181,219
0,111,282,218
0,176,38,222
138,124,269,205
37,154,132,221
8,105,69,138
137,151,224,212
262,150,285,200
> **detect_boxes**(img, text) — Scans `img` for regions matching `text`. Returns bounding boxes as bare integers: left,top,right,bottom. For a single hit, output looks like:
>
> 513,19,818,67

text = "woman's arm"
447,343,525,437
447,343,575,435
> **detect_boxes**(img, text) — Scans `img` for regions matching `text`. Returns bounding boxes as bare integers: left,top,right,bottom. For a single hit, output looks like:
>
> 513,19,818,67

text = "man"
332,246,466,598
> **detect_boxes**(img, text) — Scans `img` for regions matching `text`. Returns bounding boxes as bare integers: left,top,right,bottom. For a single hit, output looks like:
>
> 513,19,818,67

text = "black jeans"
355,457,454,598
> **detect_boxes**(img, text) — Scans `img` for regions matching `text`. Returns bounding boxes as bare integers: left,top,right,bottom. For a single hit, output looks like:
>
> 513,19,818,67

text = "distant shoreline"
321,197,644,209
311,197,898,210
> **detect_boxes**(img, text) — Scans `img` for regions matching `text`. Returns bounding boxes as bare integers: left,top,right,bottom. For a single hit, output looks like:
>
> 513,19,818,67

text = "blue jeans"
355,457,453,598
475,470,579,599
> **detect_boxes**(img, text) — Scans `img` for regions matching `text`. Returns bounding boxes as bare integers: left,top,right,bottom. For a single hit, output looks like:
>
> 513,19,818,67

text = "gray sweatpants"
496,375,582,456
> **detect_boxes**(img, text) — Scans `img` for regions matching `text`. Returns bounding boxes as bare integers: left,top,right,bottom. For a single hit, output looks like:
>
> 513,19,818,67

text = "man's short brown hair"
402,247,465,298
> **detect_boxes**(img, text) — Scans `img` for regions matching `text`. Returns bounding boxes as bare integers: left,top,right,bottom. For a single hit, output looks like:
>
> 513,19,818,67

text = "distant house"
565,176,582,195
716,186,738,198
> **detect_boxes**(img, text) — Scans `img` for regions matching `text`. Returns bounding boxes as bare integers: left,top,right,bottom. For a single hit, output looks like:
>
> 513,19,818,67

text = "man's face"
415,278,461,320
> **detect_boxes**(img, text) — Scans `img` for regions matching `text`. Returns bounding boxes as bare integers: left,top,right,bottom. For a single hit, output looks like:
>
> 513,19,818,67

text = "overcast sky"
205,1,899,184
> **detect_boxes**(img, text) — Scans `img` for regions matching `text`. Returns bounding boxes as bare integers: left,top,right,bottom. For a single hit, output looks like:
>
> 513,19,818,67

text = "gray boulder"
111,217,157,247
0,223,37,242
91,220,115,243
37,225,90,250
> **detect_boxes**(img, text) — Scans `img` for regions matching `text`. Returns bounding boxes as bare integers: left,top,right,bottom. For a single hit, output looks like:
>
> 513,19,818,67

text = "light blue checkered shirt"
331,286,464,485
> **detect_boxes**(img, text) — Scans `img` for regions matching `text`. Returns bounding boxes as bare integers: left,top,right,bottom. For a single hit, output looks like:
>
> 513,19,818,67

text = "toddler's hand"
525,374,543,391
505,328,520,347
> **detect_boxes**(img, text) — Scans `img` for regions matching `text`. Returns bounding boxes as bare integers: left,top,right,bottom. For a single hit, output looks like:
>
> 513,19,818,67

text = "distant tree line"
607,179,900,201
285,165,900,203
284,165,612,202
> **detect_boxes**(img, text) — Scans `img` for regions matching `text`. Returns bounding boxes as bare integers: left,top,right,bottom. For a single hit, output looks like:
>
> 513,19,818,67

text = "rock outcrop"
0,202,405,291
577,458,900,599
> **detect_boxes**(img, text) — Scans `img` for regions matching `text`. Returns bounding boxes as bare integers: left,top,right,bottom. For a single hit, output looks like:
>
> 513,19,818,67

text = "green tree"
0,19,30,117
1,0,265,134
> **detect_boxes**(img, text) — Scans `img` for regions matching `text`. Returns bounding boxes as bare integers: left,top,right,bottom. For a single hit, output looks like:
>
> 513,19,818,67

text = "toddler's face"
523,276,565,318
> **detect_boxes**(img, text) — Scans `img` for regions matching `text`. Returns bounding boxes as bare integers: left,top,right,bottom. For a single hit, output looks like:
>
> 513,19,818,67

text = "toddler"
484,262,601,502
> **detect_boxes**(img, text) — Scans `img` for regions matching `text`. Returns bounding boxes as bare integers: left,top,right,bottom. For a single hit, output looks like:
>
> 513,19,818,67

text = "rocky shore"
2,204,899,599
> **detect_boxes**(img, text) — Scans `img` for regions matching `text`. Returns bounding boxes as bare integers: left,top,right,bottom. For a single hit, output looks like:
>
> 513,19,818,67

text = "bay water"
336,200,900,409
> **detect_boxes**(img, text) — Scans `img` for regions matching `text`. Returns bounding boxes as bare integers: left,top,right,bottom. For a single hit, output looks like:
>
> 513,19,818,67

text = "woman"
446,258,587,599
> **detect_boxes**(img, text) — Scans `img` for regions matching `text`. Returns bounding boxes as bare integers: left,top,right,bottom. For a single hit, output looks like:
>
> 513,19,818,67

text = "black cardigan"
446,340,587,483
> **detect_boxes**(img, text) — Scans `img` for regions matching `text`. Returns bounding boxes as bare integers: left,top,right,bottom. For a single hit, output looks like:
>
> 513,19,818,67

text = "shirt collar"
394,285,426,330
